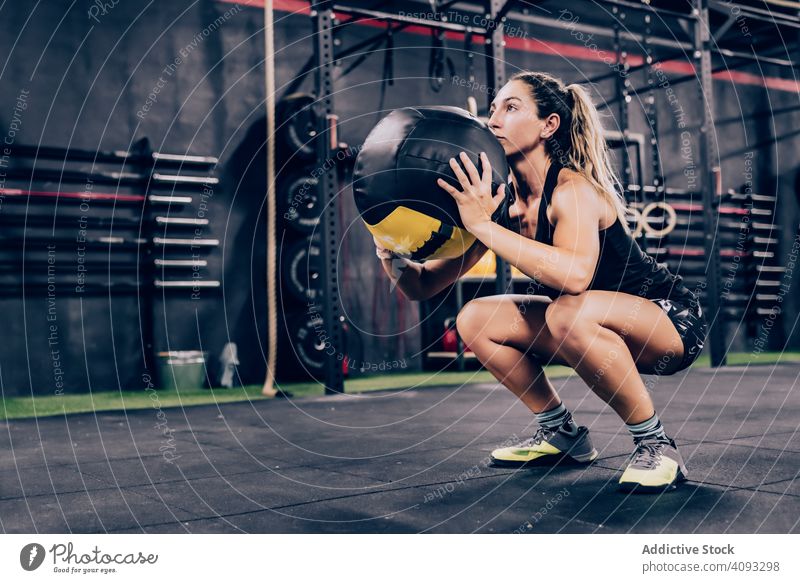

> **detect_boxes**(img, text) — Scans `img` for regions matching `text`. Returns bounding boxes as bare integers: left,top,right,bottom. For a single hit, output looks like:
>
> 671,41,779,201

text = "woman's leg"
456,294,564,413
544,291,689,491
544,291,684,424
456,294,599,466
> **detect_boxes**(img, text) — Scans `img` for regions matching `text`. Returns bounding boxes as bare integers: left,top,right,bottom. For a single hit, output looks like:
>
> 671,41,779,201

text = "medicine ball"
352,106,514,261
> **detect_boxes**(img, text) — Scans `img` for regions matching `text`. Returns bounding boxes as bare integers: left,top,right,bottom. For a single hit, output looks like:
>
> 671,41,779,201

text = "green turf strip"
1,352,798,421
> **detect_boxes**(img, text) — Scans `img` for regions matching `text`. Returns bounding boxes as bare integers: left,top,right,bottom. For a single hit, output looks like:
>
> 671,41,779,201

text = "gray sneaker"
490,425,598,467
618,437,688,493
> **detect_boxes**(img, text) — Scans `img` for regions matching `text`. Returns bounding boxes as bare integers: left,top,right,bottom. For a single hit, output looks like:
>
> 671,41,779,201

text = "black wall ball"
352,106,511,261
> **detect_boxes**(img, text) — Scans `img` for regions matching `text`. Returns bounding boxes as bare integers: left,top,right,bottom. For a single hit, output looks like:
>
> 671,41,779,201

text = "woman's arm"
375,238,489,301
470,178,601,295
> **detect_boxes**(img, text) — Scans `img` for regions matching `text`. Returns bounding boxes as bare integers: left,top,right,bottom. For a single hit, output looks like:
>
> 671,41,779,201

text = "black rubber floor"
2,364,799,533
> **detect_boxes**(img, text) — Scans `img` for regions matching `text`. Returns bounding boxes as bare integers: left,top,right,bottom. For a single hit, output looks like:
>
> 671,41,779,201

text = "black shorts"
650,295,708,373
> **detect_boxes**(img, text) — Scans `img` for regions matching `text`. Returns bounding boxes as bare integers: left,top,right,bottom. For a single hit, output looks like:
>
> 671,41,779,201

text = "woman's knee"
544,294,593,342
456,296,524,346
455,299,487,344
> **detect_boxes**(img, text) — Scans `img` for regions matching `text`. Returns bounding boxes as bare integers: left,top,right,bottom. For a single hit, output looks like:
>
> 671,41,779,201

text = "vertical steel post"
642,7,664,198
138,139,156,379
613,6,633,196
485,0,512,294
311,0,345,393
693,0,727,366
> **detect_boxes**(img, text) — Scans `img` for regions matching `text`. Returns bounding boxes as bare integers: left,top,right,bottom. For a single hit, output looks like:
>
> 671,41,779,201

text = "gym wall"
0,0,797,396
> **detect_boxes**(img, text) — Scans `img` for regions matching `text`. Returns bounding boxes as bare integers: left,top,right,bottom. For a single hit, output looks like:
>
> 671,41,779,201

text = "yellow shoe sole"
491,448,598,468
618,469,688,494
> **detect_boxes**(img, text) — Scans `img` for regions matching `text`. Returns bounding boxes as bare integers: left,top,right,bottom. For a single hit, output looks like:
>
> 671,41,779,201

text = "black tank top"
529,161,692,301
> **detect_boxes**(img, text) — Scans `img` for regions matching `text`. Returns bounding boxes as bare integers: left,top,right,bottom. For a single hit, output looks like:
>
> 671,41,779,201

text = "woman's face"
487,80,545,158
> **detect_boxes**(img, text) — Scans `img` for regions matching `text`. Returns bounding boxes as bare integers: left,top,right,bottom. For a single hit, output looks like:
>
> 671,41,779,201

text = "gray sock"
626,413,669,442
535,402,579,436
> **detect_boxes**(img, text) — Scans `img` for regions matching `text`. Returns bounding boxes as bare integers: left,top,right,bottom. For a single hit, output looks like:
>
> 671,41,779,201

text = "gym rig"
0,139,219,377
276,0,795,393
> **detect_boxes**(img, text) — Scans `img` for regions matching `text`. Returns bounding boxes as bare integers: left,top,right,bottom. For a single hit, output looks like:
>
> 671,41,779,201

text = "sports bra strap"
541,160,563,206
535,161,563,245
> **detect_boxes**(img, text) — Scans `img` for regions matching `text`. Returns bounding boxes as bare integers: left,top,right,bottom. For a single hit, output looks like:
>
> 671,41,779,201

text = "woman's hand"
373,235,396,260
437,151,506,233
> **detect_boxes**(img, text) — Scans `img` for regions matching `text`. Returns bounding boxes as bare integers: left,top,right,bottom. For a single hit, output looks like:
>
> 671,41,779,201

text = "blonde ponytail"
566,83,628,224
510,72,629,227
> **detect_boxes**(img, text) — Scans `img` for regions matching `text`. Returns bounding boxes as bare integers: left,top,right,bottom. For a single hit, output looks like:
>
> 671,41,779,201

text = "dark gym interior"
1,0,799,538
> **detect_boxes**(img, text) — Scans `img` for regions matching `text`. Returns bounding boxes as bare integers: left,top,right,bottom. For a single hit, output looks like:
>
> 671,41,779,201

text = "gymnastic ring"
641,201,677,237
626,207,644,238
